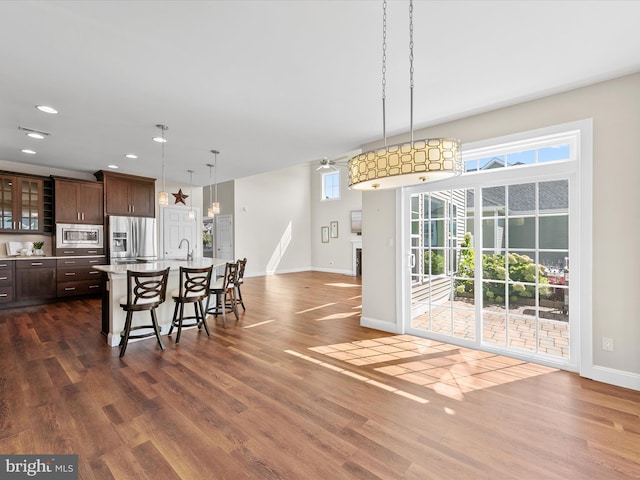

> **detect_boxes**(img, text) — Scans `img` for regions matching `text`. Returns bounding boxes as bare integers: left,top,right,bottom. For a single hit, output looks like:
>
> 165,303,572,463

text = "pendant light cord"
214,152,218,203
161,129,166,191
382,0,387,147
409,0,414,143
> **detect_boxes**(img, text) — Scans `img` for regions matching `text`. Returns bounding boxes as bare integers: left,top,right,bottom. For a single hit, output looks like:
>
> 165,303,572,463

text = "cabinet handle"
77,212,80,221
64,272,76,276
64,287,76,291
89,271,99,275
31,262,43,266
0,293,6,297
88,260,100,263
0,276,7,280
63,251,75,254
64,261,76,264
89,284,100,289
82,213,85,220
88,250,97,254
0,263,7,267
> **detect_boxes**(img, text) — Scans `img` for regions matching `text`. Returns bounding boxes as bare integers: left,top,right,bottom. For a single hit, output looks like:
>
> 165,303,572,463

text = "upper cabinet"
54,178,104,225
94,171,156,218
0,173,47,233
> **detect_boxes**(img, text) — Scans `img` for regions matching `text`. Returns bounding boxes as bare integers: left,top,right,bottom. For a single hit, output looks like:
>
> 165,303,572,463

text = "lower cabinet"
56,257,106,297
0,260,15,304
16,259,57,301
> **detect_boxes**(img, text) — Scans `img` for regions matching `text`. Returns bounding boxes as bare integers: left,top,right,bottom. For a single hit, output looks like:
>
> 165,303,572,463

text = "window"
322,171,340,200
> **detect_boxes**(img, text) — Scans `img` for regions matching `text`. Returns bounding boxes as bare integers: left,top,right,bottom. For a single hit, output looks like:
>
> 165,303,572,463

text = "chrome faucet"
178,238,193,261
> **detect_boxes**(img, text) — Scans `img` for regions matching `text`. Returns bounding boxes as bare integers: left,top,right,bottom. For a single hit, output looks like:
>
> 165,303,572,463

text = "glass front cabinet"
0,174,44,233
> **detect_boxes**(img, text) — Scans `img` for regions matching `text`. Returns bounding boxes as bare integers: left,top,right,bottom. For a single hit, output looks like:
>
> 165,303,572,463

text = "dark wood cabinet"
54,178,104,224
0,260,15,304
0,174,45,233
94,171,155,218
15,259,57,301
56,256,106,297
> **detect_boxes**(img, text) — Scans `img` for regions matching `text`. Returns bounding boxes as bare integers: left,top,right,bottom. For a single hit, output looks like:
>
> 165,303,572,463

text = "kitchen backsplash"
0,234,52,258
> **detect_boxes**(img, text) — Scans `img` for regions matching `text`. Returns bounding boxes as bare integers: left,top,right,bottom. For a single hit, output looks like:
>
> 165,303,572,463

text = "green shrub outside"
454,232,551,303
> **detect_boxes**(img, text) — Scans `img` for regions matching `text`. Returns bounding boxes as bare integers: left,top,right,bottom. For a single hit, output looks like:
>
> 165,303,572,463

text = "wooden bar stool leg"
150,309,165,351
198,301,211,336
176,302,185,344
119,311,134,358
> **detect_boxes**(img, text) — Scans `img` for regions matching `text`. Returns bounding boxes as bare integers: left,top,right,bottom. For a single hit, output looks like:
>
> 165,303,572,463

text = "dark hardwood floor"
1,271,639,479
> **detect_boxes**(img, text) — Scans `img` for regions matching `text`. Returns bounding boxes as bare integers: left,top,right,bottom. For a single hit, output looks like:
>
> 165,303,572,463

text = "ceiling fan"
315,156,348,171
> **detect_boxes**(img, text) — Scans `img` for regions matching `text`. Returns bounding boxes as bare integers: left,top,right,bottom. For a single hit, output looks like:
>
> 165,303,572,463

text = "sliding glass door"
405,129,578,368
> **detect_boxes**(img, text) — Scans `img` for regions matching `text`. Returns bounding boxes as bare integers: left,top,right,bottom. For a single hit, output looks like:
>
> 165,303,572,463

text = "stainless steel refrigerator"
108,215,157,264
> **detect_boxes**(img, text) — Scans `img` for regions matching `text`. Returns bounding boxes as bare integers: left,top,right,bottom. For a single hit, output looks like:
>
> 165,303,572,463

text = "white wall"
359,72,640,389
234,164,312,277
310,164,362,275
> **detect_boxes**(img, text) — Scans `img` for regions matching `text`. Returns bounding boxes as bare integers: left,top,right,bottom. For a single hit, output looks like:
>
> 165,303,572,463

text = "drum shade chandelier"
348,0,462,190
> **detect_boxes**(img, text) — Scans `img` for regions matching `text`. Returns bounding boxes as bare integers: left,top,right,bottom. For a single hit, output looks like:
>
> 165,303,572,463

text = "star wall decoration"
173,189,189,205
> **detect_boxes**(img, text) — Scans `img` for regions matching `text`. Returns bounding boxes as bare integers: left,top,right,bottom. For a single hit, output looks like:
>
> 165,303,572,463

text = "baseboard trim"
360,316,401,334
586,365,640,391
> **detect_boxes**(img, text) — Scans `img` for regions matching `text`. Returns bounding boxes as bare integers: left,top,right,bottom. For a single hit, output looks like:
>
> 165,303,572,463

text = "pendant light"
187,169,195,219
206,163,215,217
155,124,169,205
348,0,462,190
210,150,221,215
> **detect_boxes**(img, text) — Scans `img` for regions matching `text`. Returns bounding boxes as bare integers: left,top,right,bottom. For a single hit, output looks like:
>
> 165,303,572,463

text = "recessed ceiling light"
21,149,36,154
152,136,167,143
124,153,138,159
27,132,45,140
107,164,119,169
35,105,58,114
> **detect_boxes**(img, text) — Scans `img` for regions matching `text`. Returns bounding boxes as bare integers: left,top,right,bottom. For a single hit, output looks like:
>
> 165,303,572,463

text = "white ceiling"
1,0,639,186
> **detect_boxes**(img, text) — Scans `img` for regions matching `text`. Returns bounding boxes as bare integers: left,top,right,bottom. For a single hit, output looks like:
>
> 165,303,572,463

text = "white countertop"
93,257,229,276
4,255,105,260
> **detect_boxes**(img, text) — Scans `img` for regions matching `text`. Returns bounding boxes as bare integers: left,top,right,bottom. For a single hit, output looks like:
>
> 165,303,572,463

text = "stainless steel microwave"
56,223,104,249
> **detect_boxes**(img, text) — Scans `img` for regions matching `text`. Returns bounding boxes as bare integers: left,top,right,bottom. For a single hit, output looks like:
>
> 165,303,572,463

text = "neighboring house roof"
467,180,568,215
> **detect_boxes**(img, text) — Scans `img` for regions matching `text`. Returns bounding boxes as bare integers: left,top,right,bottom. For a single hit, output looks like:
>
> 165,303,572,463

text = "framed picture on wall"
321,226,329,243
330,221,339,238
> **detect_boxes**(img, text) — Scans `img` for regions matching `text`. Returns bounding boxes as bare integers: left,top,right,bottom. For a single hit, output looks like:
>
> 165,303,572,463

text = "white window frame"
399,119,593,376
321,170,340,201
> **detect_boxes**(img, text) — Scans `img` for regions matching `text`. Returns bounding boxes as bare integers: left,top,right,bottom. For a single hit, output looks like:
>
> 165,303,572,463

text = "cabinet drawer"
55,248,104,256
57,280,103,297
0,286,15,303
56,257,107,267
57,267,103,282
16,259,56,269
0,260,15,270
0,268,14,285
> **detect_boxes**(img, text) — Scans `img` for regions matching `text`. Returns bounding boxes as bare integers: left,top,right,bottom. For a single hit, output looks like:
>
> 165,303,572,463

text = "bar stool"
118,267,171,358
235,258,247,311
168,265,213,344
205,261,239,328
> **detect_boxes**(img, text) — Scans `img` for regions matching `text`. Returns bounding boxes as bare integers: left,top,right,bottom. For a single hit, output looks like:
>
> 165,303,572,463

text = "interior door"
215,214,233,260
162,206,199,259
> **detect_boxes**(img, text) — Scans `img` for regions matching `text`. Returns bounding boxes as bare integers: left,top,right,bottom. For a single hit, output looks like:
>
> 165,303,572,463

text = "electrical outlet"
602,337,614,351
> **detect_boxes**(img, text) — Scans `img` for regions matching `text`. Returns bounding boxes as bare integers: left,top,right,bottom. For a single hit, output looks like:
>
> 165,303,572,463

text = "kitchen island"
93,257,228,347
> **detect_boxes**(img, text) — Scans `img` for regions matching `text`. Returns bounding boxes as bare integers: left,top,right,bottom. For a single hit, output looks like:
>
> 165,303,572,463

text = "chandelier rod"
382,0,387,147
409,0,414,143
